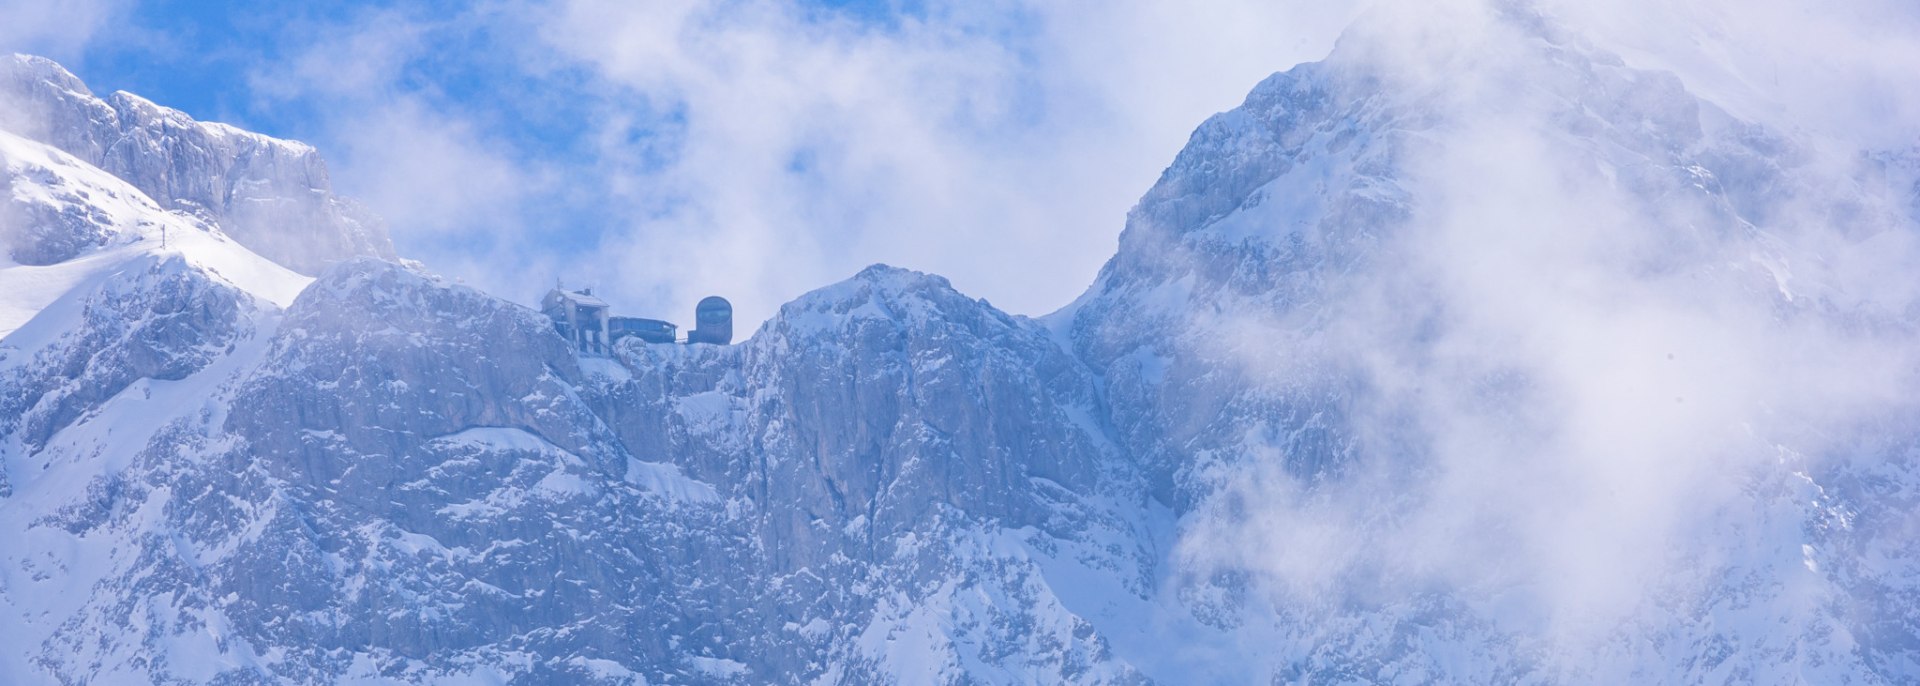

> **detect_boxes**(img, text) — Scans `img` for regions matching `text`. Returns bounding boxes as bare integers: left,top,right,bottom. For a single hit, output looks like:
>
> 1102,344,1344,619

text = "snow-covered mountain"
4,4,1919,684
0,54,393,275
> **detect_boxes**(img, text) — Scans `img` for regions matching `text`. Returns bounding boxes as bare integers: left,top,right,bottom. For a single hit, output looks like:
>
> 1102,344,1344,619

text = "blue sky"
73,1,901,138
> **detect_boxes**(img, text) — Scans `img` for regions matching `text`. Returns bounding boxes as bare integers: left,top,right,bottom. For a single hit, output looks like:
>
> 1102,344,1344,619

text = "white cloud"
533,0,1364,328
1157,0,1920,668
1543,0,1920,149
242,7,543,289
215,1,1367,329
545,0,1879,330
0,0,127,60
331,99,531,241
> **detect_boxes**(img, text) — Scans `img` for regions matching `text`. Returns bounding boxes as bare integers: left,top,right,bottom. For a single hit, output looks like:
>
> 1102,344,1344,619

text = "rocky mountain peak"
0,53,395,275
4,13,1920,684
761,263,1005,341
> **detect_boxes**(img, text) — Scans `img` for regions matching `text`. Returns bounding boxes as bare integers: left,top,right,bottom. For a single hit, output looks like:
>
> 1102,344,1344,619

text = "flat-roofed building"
610,316,677,344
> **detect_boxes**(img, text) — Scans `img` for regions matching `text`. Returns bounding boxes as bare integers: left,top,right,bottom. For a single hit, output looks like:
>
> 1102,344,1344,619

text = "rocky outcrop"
0,255,251,451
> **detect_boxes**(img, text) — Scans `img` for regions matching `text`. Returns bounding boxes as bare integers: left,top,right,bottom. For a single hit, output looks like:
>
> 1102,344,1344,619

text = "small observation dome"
688,296,733,345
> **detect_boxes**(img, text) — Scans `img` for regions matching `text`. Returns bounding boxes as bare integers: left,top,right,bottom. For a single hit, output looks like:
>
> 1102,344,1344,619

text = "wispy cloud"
1158,0,1920,672
176,0,1367,330
0,0,128,61
239,5,558,292
1546,0,1920,149
535,0,1366,327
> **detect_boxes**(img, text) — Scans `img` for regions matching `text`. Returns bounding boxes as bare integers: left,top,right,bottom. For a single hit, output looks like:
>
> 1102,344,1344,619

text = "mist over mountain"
2,2,1919,684
0,54,393,274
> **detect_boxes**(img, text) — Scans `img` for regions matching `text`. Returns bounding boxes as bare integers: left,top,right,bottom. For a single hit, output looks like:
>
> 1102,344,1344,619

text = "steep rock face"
223,258,624,493
1,149,114,265
734,267,1149,685
0,249,291,684
1068,46,1408,508
1065,13,1821,509
0,126,308,511
585,265,1154,684
0,255,247,453
1068,6,1886,506
1827,442,1920,678
1058,8,1920,683
8,257,1151,684
25,259,754,684
742,266,1123,550
185,259,736,678
0,54,394,274
0,55,118,162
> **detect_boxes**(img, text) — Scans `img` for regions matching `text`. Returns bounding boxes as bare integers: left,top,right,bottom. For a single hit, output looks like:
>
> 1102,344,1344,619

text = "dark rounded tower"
689,296,733,344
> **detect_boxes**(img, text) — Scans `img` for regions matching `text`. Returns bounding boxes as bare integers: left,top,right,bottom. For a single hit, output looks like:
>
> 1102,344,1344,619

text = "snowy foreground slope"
5,6,1920,685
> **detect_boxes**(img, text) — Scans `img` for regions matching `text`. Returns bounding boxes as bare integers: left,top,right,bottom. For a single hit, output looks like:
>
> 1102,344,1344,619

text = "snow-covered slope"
4,3,1920,684
0,127,309,326
0,54,394,275
0,123,317,680
0,126,310,449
